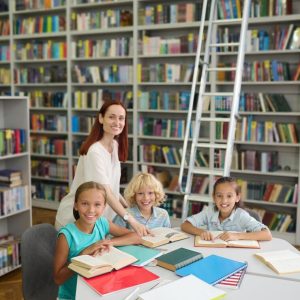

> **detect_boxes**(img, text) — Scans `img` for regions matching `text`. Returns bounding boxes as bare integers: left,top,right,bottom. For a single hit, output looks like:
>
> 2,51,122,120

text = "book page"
227,240,260,248
256,249,300,262
268,257,300,274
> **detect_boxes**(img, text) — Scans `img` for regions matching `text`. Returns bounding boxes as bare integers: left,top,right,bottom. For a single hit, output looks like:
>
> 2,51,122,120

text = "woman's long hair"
79,100,128,161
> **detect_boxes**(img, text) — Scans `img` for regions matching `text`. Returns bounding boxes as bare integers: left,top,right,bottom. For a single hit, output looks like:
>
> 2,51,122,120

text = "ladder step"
196,143,227,149
203,92,234,97
185,194,211,203
212,18,242,25
210,42,240,47
200,117,230,122
207,67,236,72
192,167,224,176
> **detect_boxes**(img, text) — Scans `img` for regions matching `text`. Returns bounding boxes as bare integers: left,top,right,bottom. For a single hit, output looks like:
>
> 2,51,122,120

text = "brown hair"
79,100,128,161
73,181,106,220
213,176,244,209
124,172,166,207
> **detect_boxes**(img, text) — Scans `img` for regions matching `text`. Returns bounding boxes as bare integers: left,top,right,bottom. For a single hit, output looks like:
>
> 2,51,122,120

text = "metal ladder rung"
196,143,227,149
212,18,242,25
185,194,210,202
203,92,234,96
207,67,236,71
192,168,224,176
200,117,230,122
210,42,240,47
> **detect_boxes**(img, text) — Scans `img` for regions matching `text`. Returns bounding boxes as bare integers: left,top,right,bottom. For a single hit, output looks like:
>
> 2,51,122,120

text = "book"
194,231,260,249
176,254,247,285
137,274,226,300
254,249,300,274
68,246,137,278
141,227,189,248
82,266,160,296
156,247,203,271
0,169,21,181
215,268,246,289
117,245,162,267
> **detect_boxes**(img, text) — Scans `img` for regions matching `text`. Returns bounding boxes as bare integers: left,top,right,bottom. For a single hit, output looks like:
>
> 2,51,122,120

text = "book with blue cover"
175,254,247,285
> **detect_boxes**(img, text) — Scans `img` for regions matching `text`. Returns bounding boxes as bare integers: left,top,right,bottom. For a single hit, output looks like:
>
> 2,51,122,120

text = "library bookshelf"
0,0,299,244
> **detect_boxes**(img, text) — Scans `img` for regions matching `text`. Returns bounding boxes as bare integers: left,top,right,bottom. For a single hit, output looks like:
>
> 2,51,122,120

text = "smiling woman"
54,100,150,237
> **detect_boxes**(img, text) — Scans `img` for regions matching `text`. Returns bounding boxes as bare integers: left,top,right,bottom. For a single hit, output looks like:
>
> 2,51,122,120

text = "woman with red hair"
55,100,149,236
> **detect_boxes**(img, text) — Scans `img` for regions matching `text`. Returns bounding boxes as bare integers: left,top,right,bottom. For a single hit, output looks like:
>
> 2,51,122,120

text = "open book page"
71,246,137,270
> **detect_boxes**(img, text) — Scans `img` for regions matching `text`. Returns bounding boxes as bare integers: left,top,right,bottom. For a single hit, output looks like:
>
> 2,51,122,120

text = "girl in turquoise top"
53,181,141,300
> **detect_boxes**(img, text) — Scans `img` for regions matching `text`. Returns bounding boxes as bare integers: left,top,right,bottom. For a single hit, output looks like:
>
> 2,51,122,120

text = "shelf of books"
0,95,31,277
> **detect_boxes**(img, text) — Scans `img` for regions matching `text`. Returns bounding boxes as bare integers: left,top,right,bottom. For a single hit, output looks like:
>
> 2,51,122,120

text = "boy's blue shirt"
57,217,109,300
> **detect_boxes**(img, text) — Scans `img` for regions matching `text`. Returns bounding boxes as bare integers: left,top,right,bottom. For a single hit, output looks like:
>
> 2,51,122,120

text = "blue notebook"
176,254,247,285
117,245,162,267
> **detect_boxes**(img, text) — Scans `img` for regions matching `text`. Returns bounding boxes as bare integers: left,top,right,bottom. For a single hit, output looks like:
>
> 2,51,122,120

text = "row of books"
137,63,194,83
32,181,68,202
72,89,132,110
14,66,67,84
262,211,295,232
31,114,67,132
24,91,67,108
31,136,68,156
0,18,9,36
0,236,21,276
72,65,133,84
0,68,10,84
72,115,96,133
15,40,67,60
0,185,29,216
71,9,133,31
0,45,9,62
235,117,298,143
71,37,133,59
0,128,26,156
217,0,242,19
237,179,297,204
139,3,201,25
72,139,84,157
31,159,69,180
15,0,66,11
14,15,66,35
141,32,198,56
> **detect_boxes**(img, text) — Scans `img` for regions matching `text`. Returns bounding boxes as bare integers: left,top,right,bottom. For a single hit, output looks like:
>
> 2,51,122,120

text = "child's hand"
81,240,112,256
217,232,239,241
200,231,214,241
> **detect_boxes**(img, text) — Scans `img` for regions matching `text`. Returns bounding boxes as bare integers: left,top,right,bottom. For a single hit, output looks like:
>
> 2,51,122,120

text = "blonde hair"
124,173,166,207
73,181,106,220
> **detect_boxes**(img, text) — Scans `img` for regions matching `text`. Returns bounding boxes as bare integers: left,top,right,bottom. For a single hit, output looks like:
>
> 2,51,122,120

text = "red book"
83,266,160,296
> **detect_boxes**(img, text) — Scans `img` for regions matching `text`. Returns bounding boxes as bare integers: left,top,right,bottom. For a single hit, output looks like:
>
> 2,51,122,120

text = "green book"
117,245,162,267
156,247,203,271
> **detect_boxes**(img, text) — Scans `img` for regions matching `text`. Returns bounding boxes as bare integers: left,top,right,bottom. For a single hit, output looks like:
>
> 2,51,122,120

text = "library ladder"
178,0,251,220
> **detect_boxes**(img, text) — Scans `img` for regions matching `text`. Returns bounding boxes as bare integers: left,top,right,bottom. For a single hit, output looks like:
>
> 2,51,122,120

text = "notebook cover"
175,254,247,285
83,265,160,295
117,245,162,266
215,267,247,289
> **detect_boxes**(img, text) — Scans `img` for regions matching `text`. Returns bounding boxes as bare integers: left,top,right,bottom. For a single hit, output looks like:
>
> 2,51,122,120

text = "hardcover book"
141,227,189,248
68,246,137,278
215,268,247,289
156,247,203,271
194,231,260,249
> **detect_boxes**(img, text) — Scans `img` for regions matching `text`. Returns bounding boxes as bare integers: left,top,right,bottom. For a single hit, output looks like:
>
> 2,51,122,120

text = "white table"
76,236,300,299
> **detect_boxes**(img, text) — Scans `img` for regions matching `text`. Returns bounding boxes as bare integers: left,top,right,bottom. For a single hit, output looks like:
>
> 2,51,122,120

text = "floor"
1,208,300,300
0,208,56,300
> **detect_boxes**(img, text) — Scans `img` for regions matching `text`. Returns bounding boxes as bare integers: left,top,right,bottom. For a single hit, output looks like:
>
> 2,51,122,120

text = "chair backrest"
245,208,262,222
21,223,58,300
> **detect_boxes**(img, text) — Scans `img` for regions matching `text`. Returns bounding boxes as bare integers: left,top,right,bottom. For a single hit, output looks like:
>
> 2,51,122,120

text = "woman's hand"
129,217,151,236
80,239,112,256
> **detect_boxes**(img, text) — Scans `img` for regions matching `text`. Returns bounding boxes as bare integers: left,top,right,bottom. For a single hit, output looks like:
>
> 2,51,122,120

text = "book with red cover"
82,265,160,296
215,267,246,289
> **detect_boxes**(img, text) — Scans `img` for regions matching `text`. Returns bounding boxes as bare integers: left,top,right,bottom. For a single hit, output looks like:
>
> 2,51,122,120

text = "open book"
68,246,137,278
194,231,260,249
255,249,300,274
141,227,189,248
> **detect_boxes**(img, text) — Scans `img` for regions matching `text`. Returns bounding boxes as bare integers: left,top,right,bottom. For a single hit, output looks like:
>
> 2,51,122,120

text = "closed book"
82,266,160,296
117,245,162,267
138,274,226,300
215,268,246,289
156,247,203,271
176,254,247,285
0,169,21,181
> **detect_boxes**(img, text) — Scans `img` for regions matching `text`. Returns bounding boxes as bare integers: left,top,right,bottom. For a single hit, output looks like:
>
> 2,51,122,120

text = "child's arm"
108,220,142,246
53,234,74,285
181,221,214,240
217,228,272,241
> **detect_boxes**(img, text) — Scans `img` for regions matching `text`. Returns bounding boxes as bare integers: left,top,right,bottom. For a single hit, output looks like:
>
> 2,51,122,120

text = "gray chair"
21,223,58,300
245,208,262,222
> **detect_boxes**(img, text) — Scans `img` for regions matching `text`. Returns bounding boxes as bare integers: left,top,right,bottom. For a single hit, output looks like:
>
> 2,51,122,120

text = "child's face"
135,186,156,213
74,189,106,225
213,182,240,218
